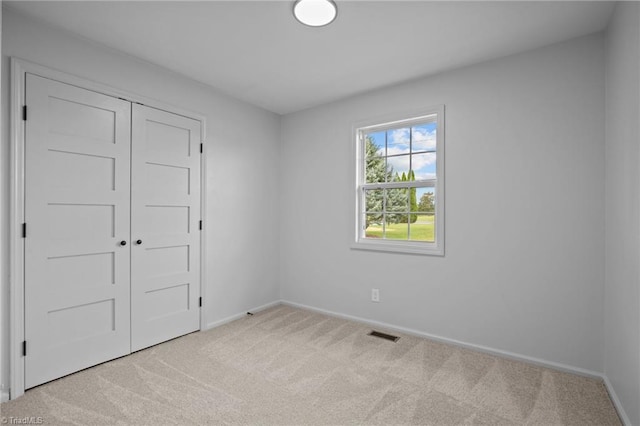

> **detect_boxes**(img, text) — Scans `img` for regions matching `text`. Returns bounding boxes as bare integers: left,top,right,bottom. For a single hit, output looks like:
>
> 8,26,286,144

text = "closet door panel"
24,74,132,388
131,104,201,352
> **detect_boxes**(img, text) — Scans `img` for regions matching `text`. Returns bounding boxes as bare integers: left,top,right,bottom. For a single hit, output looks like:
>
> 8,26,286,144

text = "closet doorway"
13,65,204,391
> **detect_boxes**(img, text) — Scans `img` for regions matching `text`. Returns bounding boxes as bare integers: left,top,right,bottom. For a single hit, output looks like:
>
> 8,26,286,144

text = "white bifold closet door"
24,74,133,388
130,104,201,352
24,73,201,389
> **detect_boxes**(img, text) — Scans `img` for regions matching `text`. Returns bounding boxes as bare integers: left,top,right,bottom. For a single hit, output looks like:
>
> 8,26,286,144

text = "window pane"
388,155,410,181
412,152,436,180
365,155,388,183
364,133,390,183
386,188,408,212
364,132,385,157
417,188,436,213
383,214,408,240
409,213,435,242
387,127,410,155
411,123,436,152
364,189,384,212
386,212,405,226
364,214,383,238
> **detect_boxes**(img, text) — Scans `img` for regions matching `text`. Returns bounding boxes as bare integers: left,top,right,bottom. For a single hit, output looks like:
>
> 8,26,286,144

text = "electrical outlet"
371,288,380,302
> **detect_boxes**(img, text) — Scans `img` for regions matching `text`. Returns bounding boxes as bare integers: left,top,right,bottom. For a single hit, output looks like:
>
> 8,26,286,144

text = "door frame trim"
9,57,208,399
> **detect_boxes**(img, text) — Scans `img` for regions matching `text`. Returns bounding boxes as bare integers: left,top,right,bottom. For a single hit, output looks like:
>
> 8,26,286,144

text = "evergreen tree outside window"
353,107,444,255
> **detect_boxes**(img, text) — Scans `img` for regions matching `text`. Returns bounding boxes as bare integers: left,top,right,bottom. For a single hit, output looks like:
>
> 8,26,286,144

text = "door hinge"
22,105,27,121
198,297,202,307
200,143,203,154
22,341,27,356
199,220,202,231
22,223,27,238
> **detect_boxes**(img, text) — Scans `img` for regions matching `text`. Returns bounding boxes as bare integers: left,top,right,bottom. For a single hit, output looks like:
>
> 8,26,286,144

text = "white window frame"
352,105,445,256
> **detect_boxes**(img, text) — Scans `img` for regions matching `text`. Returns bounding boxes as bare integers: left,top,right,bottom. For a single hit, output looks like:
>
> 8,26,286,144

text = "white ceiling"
5,1,615,114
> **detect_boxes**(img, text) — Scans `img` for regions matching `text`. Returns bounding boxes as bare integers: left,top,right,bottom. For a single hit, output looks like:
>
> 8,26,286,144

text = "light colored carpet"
1,305,621,425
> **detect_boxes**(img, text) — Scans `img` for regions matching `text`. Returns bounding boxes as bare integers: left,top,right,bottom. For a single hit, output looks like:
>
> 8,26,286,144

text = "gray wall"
280,35,606,374
0,8,281,394
605,3,640,425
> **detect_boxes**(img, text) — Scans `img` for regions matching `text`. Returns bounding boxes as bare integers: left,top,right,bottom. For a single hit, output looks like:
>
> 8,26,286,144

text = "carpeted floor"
1,305,621,425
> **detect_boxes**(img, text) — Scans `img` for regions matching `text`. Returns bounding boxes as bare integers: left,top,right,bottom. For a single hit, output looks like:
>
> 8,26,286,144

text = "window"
353,106,444,255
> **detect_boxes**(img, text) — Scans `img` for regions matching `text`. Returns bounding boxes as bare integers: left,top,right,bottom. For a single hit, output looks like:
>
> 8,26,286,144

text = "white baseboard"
281,300,604,380
204,300,281,330
603,376,632,426
1,389,9,403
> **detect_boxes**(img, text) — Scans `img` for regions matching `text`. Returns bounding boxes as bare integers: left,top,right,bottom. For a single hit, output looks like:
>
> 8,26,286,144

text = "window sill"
351,239,444,256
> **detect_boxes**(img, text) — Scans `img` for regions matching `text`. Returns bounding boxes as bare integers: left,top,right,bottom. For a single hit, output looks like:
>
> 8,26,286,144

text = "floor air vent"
368,330,400,342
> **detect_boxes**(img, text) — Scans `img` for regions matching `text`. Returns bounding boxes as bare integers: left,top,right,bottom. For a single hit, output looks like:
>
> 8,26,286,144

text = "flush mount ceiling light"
293,0,337,27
